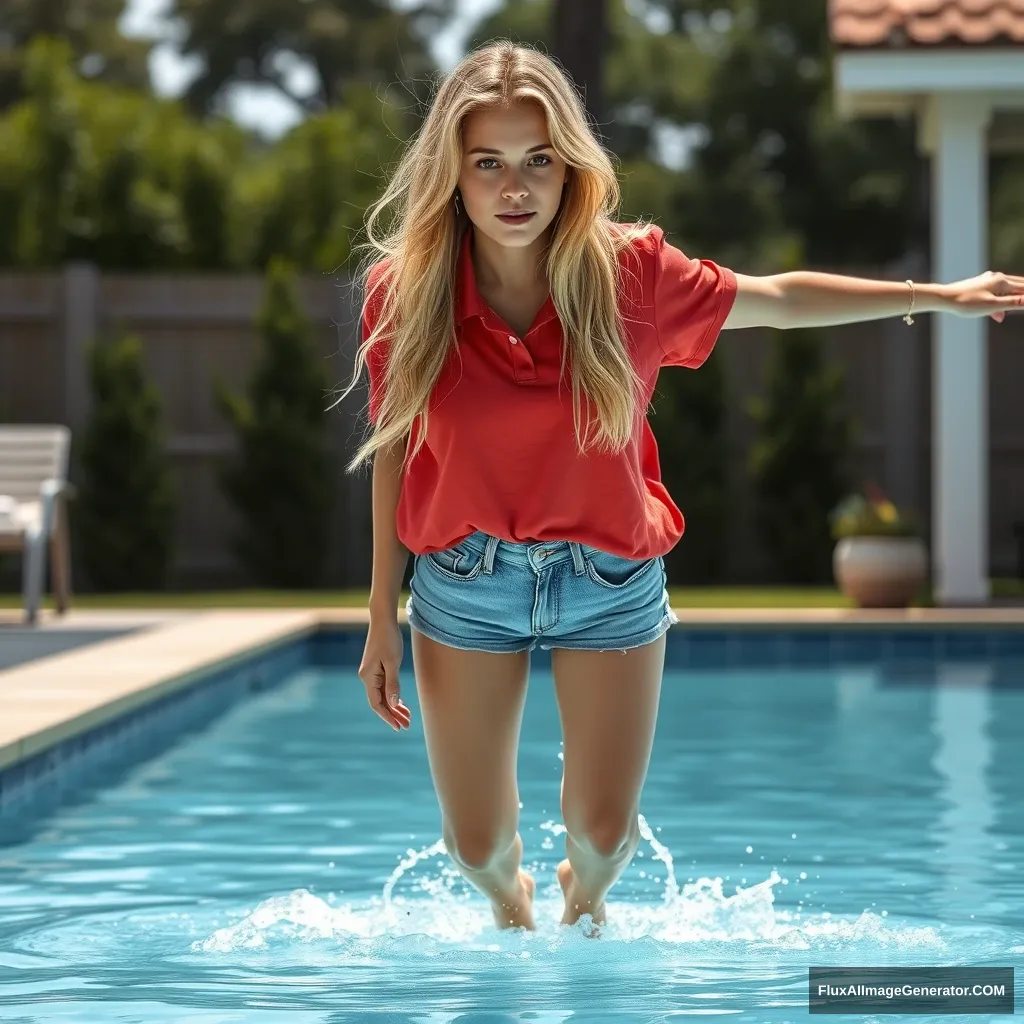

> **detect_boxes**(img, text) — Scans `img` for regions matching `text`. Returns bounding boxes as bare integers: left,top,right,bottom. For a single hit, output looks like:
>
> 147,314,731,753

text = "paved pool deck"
2,605,1023,775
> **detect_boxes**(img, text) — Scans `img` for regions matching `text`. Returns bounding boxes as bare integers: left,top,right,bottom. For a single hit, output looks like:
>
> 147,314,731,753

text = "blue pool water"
2,656,1023,1021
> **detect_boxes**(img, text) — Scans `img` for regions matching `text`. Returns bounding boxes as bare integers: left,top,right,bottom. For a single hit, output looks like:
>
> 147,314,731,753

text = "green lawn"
0,580,1019,611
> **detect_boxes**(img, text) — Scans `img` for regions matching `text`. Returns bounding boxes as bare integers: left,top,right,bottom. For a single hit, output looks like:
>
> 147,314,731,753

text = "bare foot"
557,859,605,931
491,869,536,930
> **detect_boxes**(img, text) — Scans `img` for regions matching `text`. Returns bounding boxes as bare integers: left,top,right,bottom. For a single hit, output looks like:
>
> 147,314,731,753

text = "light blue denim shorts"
406,530,679,654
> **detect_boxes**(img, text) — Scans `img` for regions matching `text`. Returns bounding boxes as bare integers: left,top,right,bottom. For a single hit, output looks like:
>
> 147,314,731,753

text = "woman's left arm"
723,270,1024,331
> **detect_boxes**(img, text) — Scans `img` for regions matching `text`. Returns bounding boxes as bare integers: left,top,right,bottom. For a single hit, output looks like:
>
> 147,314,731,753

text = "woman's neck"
470,226,550,294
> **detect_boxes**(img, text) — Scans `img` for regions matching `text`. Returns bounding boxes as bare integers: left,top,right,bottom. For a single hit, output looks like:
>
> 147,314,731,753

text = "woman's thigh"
410,629,530,856
552,632,666,842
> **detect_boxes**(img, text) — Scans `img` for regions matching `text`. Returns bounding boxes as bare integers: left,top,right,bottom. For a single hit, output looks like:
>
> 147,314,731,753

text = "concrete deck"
1,605,1022,775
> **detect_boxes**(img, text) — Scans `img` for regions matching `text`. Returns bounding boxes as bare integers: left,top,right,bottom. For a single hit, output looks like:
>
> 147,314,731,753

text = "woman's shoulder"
608,221,669,302
361,256,396,326
609,220,666,257
365,255,395,292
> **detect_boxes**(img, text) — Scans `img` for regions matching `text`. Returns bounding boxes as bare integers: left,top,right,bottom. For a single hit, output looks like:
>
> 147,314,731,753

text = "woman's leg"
410,629,535,929
551,632,666,927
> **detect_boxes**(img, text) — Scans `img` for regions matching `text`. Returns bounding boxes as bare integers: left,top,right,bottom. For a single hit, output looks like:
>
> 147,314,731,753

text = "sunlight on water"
194,812,944,956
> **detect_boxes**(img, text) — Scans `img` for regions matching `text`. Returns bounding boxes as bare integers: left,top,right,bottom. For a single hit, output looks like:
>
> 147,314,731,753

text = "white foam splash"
194,811,945,955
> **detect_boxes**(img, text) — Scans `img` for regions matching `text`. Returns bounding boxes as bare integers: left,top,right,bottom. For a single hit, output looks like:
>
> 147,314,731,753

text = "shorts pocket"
583,550,659,590
424,541,482,583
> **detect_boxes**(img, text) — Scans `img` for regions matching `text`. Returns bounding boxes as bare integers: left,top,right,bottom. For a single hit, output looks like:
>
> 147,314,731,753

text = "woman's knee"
443,819,517,872
565,809,640,861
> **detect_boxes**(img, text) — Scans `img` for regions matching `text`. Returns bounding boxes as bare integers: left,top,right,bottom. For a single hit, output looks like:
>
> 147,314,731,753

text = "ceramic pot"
833,536,928,608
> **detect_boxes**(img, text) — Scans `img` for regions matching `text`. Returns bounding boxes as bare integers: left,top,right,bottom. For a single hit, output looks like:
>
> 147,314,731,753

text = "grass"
0,581,1019,612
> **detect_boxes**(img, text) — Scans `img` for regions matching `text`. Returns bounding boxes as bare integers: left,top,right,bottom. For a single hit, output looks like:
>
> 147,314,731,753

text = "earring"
454,192,462,216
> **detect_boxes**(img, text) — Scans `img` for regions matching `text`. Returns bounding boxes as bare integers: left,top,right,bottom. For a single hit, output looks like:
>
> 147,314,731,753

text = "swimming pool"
1,628,1023,1021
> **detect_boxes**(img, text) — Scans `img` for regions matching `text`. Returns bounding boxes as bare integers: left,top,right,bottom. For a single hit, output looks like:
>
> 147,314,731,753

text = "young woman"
336,42,1023,933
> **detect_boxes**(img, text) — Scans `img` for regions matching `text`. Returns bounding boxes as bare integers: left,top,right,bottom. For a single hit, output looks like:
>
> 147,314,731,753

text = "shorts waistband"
456,531,587,577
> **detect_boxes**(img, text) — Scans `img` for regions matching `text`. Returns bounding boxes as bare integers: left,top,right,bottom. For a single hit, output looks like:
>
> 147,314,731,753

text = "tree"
214,258,335,587
235,84,405,273
651,349,730,583
75,332,177,591
0,0,151,110
468,0,921,269
552,0,608,131
166,0,453,122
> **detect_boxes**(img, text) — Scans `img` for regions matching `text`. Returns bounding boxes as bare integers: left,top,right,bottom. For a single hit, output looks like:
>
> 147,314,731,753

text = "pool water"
2,658,1023,1022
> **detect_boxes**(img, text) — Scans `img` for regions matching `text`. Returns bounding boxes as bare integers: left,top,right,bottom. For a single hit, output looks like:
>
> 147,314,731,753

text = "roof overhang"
834,48,1024,116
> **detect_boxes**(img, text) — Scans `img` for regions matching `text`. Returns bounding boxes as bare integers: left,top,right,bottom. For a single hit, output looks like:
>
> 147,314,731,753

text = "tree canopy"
1,0,1022,273
165,0,454,119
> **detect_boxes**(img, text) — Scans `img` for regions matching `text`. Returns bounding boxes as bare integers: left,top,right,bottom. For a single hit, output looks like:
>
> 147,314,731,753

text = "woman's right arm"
360,436,413,731
369,436,410,618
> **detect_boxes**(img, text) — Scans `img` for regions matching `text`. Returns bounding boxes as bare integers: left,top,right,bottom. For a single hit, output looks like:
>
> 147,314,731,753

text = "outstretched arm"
723,270,1024,331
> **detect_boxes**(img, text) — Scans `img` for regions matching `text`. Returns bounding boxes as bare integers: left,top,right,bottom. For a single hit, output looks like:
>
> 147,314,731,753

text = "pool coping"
1,605,1022,777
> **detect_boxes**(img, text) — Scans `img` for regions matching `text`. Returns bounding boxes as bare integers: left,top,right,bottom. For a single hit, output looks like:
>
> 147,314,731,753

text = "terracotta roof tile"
829,0,1024,47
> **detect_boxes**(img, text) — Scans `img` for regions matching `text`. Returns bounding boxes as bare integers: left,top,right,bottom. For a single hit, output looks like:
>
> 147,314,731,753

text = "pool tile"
782,631,834,666
940,630,993,659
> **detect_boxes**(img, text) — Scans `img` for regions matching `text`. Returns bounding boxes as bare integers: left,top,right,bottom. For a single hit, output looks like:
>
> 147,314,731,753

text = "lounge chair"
0,426,74,625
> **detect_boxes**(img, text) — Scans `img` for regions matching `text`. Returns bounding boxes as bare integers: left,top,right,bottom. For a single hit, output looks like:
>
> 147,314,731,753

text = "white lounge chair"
0,425,74,625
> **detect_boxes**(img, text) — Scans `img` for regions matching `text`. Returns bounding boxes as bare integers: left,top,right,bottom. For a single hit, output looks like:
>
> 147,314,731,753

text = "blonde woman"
337,41,1023,933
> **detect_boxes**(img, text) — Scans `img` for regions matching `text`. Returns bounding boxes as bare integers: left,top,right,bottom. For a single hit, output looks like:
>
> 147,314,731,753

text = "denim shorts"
405,530,679,654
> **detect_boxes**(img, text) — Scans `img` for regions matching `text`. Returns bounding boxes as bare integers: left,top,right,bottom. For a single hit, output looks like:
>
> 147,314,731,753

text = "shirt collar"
454,227,558,330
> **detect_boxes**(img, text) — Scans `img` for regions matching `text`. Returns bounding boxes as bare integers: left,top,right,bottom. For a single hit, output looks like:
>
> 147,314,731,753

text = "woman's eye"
474,155,553,169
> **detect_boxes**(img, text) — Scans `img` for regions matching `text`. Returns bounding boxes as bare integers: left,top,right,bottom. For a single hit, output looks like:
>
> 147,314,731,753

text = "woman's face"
457,100,569,249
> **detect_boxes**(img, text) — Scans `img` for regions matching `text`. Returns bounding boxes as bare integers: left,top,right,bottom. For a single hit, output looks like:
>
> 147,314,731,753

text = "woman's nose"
502,175,528,200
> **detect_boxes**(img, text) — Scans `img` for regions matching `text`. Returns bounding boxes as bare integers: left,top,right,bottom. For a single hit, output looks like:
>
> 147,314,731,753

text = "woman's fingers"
364,672,406,730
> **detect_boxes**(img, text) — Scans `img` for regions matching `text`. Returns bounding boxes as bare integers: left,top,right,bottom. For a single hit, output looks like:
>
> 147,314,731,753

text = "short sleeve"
651,226,737,369
362,260,393,426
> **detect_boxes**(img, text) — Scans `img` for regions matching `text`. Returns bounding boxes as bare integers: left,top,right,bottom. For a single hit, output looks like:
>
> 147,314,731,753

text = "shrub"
748,327,853,582
75,331,177,590
652,348,730,583
215,257,334,587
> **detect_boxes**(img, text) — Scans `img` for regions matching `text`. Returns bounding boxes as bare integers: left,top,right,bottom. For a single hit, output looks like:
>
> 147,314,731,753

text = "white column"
931,94,992,605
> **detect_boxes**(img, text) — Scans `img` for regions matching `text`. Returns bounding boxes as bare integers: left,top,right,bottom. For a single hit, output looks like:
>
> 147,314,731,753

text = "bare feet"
491,869,536,930
557,859,605,931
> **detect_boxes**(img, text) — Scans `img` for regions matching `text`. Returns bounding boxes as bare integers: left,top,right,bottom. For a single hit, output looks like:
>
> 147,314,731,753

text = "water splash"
382,836,447,927
194,813,946,955
637,812,678,902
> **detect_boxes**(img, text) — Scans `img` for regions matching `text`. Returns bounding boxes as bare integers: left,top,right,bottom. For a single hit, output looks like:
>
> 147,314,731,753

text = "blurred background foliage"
3,0,1023,275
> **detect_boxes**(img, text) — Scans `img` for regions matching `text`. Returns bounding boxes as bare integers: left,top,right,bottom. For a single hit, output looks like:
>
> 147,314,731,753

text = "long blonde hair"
335,40,656,474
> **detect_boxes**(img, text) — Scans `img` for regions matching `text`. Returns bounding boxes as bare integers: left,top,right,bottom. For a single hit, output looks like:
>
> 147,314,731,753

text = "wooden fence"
1,262,1022,588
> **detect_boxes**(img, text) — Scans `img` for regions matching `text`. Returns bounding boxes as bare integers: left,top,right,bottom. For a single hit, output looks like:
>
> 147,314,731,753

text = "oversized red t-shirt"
363,223,736,559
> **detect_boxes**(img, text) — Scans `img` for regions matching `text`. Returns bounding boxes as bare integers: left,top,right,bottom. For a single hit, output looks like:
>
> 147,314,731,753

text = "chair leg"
22,530,46,626
50,503,71,615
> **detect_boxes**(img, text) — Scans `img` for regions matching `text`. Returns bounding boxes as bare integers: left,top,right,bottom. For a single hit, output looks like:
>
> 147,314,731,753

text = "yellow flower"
876,501,898,523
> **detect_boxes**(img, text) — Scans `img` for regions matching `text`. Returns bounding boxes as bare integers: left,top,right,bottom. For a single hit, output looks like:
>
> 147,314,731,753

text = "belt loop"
482,534,500,574
569,541,586,576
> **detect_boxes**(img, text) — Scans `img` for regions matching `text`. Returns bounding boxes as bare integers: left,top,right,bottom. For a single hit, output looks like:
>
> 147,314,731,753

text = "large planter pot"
832,536,928,608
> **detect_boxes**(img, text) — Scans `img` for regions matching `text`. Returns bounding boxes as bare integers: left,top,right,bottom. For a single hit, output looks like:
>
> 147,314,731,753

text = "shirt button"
508,335,518,344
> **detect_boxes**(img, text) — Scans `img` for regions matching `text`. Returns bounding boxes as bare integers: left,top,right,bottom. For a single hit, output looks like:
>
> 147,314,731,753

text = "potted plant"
829,483,928,608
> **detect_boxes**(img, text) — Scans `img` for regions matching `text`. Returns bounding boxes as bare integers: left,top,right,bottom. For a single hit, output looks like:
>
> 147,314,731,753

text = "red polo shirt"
363,224,736,559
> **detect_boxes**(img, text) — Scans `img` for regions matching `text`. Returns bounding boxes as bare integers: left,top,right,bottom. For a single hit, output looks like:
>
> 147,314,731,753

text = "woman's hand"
941,272,1024,322
358,615,412,731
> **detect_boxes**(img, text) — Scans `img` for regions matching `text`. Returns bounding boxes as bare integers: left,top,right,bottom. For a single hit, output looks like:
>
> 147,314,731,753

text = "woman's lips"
497,211,537,224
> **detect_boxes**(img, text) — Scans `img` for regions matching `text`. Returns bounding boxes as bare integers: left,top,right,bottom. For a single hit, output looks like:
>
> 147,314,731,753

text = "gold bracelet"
903,279,915,325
